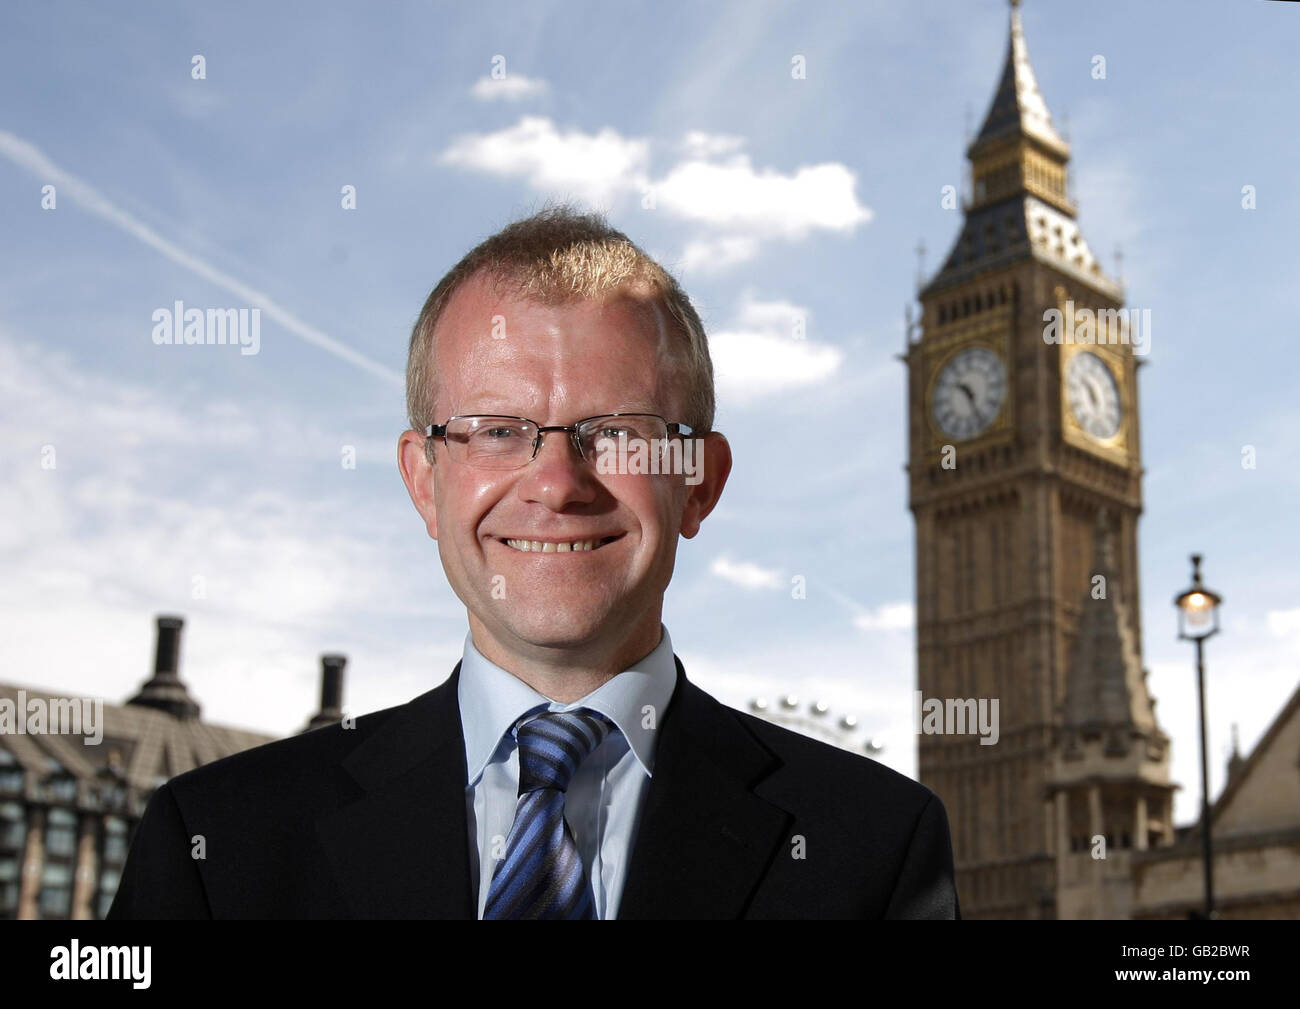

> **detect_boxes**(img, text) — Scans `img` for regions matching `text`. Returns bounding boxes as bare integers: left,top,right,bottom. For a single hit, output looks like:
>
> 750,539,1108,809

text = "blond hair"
405,204,715,445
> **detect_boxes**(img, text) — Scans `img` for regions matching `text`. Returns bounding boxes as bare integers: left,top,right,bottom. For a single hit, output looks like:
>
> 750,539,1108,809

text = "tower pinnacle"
919,1,1120,300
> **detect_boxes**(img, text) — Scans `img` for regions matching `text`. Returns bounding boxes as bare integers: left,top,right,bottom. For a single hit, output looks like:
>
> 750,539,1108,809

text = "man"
109,206,960,919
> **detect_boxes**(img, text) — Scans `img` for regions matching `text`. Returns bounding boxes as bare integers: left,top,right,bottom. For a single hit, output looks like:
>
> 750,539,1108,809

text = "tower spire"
970,0,1068,159
919,0,1120,301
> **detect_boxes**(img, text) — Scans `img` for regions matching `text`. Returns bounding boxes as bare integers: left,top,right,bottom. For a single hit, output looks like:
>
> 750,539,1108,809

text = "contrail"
0,130,404,387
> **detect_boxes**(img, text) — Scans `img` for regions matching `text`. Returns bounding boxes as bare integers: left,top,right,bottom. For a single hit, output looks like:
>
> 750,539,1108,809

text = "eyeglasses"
424,413,697,470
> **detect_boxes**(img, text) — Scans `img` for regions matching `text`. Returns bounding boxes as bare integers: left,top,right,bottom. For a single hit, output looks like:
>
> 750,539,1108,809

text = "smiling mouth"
497,534,624,553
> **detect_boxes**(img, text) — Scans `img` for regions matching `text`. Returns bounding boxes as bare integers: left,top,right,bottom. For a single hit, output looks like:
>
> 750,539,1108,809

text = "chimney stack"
303,654,347,732
154,615,183,677
127,614,202,720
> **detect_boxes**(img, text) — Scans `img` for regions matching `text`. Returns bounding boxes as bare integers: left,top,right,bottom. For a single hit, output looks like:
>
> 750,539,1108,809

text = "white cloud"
677,235,760,273
655,153,872,239
680,130,745,159
1265,606,1300,643
0,335,407,623
710,555,783,590
439,115,649,207
708,294,844,403
436,121,873,272
0,329,463,736
733,296,807,332
470,73,549,102
853,601,915,632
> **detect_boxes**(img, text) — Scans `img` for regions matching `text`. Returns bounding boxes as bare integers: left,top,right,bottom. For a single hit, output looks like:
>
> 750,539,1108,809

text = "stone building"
0,615,344,920
909,0,1298,919
908,0,1142,919
1132,686,1300,919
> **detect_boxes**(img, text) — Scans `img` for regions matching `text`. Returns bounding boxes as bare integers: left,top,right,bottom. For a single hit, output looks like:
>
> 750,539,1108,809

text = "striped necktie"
483,708,614,920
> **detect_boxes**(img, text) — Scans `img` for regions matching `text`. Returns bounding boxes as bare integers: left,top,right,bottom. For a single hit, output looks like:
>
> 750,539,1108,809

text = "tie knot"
514,708,614,794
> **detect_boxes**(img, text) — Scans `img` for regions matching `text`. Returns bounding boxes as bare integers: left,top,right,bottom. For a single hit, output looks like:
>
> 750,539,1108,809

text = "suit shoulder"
165,699,406,804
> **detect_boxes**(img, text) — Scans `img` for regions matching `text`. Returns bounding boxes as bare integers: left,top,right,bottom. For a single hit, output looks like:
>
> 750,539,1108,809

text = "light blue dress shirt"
457,623,679,920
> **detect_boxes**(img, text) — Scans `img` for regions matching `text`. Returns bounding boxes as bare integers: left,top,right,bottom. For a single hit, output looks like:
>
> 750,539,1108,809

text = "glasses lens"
578,415,668,462
446,417,537,468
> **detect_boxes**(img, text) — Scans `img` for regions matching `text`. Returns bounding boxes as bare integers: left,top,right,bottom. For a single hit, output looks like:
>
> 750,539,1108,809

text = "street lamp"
1174,554,1222,919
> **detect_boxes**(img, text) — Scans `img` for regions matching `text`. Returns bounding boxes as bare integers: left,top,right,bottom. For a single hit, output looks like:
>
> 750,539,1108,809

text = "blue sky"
2,0,1297,825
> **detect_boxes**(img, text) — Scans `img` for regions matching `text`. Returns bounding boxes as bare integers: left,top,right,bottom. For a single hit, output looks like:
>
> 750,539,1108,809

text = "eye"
483,426,520,439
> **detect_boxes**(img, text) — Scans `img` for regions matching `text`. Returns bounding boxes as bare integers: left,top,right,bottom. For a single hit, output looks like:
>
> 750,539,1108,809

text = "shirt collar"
457,624,678,787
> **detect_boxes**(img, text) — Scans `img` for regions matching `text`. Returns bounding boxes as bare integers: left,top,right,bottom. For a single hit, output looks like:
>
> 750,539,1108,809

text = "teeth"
503,537,608,553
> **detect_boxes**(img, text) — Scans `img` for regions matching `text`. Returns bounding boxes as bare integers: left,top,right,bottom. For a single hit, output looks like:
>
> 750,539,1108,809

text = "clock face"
932,346,1007,440
1065,350,1122,441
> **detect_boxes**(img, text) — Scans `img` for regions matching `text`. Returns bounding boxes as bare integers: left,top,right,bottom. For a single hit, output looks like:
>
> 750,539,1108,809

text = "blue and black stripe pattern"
483,708,614,920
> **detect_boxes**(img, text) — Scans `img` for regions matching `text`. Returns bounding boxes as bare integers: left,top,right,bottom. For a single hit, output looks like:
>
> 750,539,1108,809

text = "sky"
2,0,1297,826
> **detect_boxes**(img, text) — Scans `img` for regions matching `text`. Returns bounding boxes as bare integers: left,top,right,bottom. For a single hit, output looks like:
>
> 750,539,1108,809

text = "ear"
680,432,732,539
398,429,439,540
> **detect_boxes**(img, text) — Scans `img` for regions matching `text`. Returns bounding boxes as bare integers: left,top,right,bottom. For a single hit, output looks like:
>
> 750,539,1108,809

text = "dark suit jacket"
108,657,960,919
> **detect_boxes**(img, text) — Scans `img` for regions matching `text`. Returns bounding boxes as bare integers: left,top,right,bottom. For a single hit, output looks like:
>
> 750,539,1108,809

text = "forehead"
430,271,686,415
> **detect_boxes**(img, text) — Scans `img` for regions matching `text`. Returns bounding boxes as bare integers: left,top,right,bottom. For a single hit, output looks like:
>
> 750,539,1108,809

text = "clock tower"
905,0,1167,918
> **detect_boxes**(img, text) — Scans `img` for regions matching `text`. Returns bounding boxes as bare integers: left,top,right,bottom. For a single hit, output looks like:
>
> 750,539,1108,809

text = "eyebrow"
450,405,662,418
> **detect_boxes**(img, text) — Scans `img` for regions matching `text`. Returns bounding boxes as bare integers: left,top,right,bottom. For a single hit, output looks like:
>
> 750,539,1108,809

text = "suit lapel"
314,662,475,918
617,657,791,919
312,655,792,919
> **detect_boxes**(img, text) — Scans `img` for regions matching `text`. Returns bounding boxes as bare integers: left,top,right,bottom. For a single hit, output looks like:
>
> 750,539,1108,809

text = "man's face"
398,271,730,669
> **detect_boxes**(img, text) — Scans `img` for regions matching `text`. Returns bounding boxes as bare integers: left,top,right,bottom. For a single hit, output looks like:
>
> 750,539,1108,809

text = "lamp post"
1174,554,1222,919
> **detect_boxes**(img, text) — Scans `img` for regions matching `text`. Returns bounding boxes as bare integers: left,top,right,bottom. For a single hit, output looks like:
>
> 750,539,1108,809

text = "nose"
515,427,599,510
534,426,585,460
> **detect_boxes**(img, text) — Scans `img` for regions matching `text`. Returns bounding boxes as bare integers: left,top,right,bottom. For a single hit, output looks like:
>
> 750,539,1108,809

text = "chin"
499,608,614,650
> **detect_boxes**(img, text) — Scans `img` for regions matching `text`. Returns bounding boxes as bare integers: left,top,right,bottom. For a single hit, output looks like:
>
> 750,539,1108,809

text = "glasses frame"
424,412,700,469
